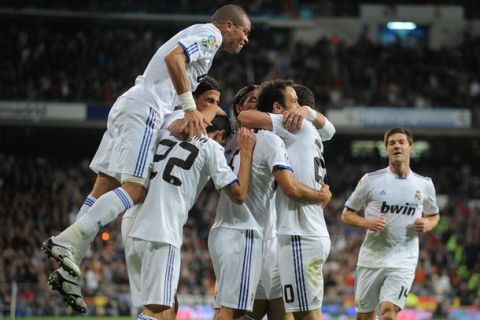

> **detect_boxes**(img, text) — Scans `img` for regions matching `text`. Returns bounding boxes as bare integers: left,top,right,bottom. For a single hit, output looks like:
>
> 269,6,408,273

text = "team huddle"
41,4,440,320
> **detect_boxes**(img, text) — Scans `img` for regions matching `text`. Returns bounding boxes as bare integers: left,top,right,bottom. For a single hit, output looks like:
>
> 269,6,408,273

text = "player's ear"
272,102,283,113
213,130,225,144
234,104,242,117
225,20,234,31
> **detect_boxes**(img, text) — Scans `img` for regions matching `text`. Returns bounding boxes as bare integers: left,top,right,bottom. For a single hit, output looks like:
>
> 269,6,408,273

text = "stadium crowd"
0,147,478,316
3,0,480,19
1,19,480,118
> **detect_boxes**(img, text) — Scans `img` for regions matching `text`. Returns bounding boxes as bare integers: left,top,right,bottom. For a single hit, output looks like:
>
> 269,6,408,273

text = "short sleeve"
207,142,238,189
265,134,292,171
345,174,370,211
423,178,439,215
178,25,221,63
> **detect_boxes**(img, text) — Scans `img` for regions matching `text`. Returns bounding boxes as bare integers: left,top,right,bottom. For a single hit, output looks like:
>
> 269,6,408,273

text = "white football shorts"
123,234,180,308
354,266,415,313
208,227,263,311
277,235,331,313
90,96,162,183
255,236,282,300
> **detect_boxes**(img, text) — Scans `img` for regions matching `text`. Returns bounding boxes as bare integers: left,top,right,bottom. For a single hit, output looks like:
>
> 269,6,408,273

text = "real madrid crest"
415,190,421,200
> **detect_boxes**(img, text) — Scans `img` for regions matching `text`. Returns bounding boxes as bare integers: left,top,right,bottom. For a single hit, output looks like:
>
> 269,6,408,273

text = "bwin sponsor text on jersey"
380,202,417,215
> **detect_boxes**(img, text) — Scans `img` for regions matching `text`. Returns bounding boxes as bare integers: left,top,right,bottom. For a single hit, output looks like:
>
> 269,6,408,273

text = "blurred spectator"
2,19,480,115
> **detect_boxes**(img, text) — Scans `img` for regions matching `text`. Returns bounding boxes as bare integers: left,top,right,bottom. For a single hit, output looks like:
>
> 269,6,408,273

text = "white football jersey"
270,114,329,237
263,196,277,240
212,130,292,238
126,130,237,248
121,23,222,116
345,167,439,269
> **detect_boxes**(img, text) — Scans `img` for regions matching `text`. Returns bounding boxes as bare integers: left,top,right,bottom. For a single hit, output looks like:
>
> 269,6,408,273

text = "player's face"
239,89,258,111
386,133,413,165
194,89,220,112
283,86,300,112
223,17,251,54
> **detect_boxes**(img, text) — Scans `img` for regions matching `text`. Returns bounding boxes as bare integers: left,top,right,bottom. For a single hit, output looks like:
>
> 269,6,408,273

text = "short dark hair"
207,115,232,140
231,84,259,117
257,79,294,113
293,84,315,109
211,4,248,25
384,128,413,147
193,76,221,98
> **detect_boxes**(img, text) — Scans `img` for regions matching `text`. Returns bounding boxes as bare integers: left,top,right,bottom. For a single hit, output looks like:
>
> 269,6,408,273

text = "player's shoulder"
257,129,280,140
365,168,389,181
410,170,434,183
256,130,284,146
184,23,221,37
202,136,225,153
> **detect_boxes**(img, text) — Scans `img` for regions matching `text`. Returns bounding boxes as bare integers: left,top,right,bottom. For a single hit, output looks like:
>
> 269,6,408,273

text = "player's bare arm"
414,214,440,233
282,106,328,132
224,127,256,203
165,45,206,137
201,104,226,125
273,168,332,206
341,208,387,232
237,110,273,130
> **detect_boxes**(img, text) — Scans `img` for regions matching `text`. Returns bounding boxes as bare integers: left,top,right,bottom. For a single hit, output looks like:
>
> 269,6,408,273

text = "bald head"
211,4,249,26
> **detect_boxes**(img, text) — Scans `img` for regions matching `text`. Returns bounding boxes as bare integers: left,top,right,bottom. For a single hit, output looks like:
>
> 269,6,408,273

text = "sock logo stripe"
113,188,132,209
84,198,95,207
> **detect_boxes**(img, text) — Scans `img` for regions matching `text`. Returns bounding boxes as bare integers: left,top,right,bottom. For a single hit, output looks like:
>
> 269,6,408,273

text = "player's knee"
356,312,375,320
380,307,398,320
121,179,147,204
214,307,247,320
144,304,174,319
92,172,121,197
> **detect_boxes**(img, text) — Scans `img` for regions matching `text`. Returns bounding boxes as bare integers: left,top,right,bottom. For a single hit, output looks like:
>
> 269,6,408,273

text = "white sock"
57,187,133,251
138,313,156,320
67,195,98,264
75,195,97,221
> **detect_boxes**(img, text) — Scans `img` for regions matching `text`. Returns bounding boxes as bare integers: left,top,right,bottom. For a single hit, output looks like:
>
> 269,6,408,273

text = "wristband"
305,106,317,121
179,92,196,112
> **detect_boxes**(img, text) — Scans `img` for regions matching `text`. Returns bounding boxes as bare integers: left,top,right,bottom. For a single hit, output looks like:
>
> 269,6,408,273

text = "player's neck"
389,162,410,178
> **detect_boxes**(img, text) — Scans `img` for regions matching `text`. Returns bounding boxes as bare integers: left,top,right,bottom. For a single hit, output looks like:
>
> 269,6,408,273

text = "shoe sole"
48,272,87,313
41,238,81,277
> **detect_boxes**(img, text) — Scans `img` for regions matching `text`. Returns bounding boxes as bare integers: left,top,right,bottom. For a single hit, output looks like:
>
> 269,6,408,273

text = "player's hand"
367,216,386,232
413,217,429,233
236,127,256,155
184,109,207,138
319,183,332,208
282,108,306,132
168,118,189,140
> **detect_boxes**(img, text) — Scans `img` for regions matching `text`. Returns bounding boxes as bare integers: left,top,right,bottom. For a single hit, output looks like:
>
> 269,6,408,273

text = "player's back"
213,130,290,238
122,23,222,114
269,114,329,237
127,131,236,248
